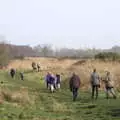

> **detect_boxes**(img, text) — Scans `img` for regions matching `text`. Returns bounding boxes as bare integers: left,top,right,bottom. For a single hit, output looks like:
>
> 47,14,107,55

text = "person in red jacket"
69,73,81,101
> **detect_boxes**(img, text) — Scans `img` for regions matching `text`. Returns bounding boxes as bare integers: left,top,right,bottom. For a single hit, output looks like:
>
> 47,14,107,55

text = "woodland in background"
0,41,120,68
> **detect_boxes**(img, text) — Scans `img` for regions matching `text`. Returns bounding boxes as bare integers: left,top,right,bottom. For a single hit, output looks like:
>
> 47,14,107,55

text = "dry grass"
72,59,87,66
7,57,120,89
0,90,4,104
52,100,68,112
7,57,77,70
0,87,34,105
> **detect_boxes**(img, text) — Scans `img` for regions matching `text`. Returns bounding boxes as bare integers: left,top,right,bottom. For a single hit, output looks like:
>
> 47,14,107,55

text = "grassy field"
7,57,120,90
0,69,120,120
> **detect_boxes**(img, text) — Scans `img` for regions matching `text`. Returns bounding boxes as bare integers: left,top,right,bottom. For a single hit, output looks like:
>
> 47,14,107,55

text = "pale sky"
0,0,120,49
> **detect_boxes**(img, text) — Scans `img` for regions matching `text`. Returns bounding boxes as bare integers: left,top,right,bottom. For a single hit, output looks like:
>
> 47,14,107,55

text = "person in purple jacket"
49,74,55,92
45,72,51,89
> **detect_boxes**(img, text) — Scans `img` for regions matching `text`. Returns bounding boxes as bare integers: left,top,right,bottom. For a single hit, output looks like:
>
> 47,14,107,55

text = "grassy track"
0,71,120,120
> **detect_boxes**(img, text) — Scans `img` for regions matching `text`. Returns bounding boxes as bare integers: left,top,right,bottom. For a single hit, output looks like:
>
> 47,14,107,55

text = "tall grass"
0,58,120,120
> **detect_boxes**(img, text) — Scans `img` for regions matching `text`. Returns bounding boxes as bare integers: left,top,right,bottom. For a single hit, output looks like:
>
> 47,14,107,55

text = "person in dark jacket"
20,72,24,81
90,69,100,99
56,74,61,89
37,63,40,72
10,68,16,78
69,73,81,101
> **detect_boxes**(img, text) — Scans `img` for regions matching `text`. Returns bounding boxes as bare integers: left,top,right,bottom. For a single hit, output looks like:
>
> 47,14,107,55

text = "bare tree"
0,42,10,68
33,44,54,57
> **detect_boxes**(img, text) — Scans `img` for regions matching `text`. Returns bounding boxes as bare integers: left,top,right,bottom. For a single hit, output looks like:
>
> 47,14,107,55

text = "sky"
0,0,120,49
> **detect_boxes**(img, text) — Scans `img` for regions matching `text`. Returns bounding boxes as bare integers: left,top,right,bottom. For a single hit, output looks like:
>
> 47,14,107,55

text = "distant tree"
0,42,10,68
41,44,53,57
33,44,54,57
33,45,43,56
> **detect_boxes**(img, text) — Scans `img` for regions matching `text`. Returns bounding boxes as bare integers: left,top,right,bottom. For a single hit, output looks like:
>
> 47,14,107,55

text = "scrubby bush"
95,52,120,61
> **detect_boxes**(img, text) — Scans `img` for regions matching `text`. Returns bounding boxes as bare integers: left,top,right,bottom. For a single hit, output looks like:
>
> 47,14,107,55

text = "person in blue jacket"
45,72,51,89
49,74,55,93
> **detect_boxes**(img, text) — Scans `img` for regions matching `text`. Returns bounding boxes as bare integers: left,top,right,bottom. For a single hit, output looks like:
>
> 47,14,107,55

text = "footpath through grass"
0,71,120,120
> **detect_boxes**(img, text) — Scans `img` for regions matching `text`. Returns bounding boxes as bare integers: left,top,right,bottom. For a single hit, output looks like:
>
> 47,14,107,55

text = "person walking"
90,69,100,99
49,74,55,93
69,73,81,101
103,72,117,99
56,74,61,89
32,62,37,71
20,72,24,81
37,63,40,72
10,68,16,78
45,72,51,89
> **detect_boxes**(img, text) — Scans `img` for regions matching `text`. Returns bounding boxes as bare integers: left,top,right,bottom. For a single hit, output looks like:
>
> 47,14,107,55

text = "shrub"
95,52,120,61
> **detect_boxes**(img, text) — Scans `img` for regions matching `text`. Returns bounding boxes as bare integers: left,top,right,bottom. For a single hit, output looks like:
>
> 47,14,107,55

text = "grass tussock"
0,88,34,105
1,58,120,119
52,100,68,112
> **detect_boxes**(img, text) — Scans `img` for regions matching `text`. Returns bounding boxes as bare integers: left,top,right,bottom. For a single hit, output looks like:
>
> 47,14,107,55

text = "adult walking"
10,68,16,78
69,73,81,101
37,63,40,72
49,74,55,93
90,69,100,99
20,72,24,81
45,72,51,89
32,62,37,71
103,72,117,99
56,74,61,89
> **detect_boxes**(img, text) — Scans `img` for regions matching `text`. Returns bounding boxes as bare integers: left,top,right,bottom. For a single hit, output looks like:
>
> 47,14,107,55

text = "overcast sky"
0,0,120,49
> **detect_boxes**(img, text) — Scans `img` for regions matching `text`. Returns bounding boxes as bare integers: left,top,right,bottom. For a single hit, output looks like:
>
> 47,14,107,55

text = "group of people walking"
90,69,117,99
32,62,40,72
10,66,117,102
45,72,61,92
10,68,24,80
69,69,117,101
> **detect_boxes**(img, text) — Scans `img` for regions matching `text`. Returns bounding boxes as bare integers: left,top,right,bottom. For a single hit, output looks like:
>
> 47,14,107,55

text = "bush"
95,52,120,61
0,42,11,68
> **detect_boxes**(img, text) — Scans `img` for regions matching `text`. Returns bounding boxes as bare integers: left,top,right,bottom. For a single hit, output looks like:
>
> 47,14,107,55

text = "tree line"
0,42,120,68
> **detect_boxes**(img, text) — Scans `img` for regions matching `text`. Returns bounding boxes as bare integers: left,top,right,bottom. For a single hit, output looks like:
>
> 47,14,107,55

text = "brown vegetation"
0,87,34,105
7,57,120,89
72,60,87,66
